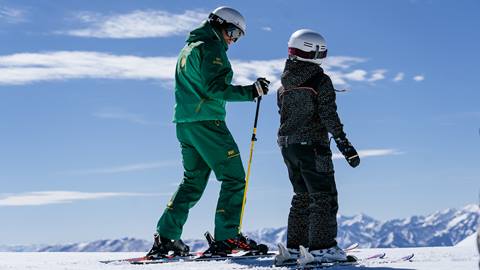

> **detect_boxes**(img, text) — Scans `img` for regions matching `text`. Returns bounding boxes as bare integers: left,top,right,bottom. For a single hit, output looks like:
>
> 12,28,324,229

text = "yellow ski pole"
239,96,262,233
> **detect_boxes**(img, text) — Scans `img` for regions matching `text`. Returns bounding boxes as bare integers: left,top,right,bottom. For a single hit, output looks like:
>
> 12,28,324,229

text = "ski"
371,253,415,264
292,253,414,269
100,231,271,265
99,255,187,264
363,252,386,260
101,251,276,265
398,253,415,262
100,240,360,265
298,255,360,269
343,242,359,252
99,251,204,264
100,252,413,266
274,243,385,268
279,253,386,269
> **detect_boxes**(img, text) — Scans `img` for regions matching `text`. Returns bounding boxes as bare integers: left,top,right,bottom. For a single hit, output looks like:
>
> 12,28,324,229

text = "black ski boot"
146,233,190,258
202,232,268,257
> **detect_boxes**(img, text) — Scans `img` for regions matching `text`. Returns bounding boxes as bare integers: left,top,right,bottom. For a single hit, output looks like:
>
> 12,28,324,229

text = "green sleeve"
200,45,254,101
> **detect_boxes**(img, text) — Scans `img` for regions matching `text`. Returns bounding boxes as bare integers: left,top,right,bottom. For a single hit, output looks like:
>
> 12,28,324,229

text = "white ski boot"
297,245,347,265
274,243,300,266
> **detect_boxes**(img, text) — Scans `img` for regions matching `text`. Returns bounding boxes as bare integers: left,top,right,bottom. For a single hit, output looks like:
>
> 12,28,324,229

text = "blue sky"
0,0,479,245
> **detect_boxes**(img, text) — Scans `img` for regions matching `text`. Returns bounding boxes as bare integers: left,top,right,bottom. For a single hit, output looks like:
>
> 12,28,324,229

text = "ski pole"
239,96,262,233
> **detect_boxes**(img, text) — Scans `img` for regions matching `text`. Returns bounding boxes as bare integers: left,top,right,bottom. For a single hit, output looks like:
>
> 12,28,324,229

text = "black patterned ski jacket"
277,59,344,146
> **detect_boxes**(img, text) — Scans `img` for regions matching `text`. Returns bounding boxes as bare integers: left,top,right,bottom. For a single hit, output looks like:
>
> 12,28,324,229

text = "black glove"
334,133,360,168
253,77,270,98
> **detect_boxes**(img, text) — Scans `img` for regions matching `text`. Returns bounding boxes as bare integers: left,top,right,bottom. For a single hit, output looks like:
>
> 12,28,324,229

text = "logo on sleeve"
180,56,187,68
213,57,223,66
227,149,239,158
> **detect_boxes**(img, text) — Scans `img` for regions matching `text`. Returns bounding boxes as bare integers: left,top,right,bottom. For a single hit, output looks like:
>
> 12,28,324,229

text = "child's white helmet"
288,29,327,65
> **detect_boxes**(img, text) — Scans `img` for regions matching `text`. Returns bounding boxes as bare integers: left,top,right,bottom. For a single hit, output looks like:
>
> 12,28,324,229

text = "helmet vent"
303,42,313,47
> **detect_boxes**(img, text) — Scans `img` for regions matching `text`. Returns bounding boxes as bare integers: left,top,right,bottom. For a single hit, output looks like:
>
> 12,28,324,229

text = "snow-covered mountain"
38,238,151,252
257,204,479,250
1,204,478,252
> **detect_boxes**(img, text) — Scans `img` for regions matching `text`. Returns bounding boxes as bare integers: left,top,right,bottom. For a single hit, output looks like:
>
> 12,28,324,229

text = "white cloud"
343,69,368,81
0,191,161,206
324,70,348,85
93,108,168,126
63,10,207,38
231,59,285,90
393,72,404,82
324,56,367,69
413,75,425,81
232,57,386,90
0,51,177,85
0,6,26,23
368,69,387,82
58,160,179,175
261,26,272,31
333,148,403,160
0,51,388,88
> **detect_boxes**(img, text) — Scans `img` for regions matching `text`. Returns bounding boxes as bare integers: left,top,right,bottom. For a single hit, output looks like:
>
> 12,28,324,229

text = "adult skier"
275,29,360,264
146,6,270,258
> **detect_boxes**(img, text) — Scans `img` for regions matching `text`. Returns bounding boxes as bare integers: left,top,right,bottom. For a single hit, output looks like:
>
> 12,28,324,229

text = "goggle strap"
288,47,327,59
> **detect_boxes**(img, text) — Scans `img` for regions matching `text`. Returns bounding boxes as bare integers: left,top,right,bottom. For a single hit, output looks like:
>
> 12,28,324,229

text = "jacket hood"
281,59,322,89
186,21,228,51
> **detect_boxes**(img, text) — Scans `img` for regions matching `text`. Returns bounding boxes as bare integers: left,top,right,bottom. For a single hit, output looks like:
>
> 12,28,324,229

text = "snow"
342,215,365,226
462,204,479,213
447,214,468,229
385,232,394,245
455,233,478,248
0,246,478,270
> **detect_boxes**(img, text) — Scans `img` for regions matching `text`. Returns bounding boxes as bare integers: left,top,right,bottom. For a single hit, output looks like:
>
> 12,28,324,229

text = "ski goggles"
288,47,328,60
225,24,244,42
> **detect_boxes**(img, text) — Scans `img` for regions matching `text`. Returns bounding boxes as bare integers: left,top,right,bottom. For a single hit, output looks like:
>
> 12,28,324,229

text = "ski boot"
202,231,268,257
274,243,300,266
297,244,347,265
146,233,190,259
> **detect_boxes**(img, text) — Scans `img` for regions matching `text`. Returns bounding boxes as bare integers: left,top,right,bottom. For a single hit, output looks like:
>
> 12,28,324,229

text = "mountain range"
1,204,478,252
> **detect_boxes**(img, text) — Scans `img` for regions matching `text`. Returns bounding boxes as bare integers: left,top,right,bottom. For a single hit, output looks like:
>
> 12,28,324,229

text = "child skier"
145,7,270,258
275,29,360,264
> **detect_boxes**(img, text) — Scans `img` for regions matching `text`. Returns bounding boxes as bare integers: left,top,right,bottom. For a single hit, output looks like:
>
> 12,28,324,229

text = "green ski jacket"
173,21,255,123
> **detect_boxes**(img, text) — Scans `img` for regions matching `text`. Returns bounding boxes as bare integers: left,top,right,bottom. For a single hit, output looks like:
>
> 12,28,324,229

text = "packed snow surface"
0,245,477,270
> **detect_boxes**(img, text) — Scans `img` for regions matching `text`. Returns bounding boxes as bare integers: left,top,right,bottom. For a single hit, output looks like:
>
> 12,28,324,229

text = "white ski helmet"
208,6,246,40
288,29,327,65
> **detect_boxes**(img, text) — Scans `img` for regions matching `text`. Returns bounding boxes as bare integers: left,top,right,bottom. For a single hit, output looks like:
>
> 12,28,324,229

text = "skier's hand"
334,134,360,168
253,77,270,98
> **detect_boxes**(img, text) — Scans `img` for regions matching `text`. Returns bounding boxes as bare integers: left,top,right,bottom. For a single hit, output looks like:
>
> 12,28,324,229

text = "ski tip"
344,242,359,251
364,252,386,260
346,254,358,262
99,256,149,264
403,253,415,261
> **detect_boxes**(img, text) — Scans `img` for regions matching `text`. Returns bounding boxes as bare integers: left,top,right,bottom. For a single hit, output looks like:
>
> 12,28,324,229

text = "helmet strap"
208,13,226,29
314,45,320,59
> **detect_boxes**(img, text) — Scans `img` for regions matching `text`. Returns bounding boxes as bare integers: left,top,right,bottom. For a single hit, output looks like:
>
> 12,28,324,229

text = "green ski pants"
157,120,246,241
